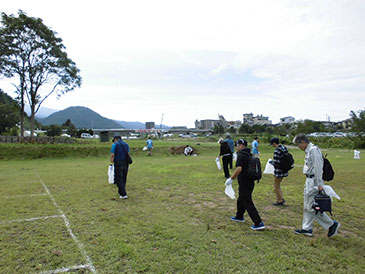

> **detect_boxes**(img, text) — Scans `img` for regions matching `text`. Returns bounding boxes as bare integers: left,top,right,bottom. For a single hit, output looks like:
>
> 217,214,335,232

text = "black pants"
114,160,129,197
222,155,231,178
236,179,262,226
229,153,233,169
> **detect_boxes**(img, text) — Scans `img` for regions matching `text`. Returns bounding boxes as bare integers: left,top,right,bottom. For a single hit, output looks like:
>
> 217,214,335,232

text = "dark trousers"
229,153,233,169
114,160,128,196
236,179,262,226
222,155,231,178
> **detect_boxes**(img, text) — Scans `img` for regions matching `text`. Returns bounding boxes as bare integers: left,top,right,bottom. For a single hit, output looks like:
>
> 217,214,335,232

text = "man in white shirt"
293,134,340,237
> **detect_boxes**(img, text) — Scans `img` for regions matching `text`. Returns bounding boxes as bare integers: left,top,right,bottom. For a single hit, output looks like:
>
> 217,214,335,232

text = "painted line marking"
39,264,92,273
0,215,62,225
3,193,48,199
35,172,97,273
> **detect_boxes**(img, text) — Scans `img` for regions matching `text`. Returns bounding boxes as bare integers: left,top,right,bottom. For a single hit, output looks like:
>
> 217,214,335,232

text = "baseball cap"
270,137,280,145
235,138,247,147
112,135,121,142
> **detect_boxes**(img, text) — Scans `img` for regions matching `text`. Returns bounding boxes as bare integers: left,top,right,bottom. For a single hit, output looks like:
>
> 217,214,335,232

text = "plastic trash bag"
263,159,275,174
354,150,360,160
225,184,236,199
233,152,237,162
322,185,340,201
215,157,221,170
108,165,114,184
143,146,147,151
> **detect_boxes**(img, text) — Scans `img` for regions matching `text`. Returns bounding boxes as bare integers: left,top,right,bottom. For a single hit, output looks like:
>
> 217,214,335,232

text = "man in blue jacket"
110,136,131,199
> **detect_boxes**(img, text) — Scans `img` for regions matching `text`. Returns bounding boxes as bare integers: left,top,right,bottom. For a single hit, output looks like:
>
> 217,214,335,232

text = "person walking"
224,134,234,169
110,136,131,199
218,138,231,179
252,136,260,158
146,136,153,156
225,139,265,230
270,137,288,206
293,134,340,237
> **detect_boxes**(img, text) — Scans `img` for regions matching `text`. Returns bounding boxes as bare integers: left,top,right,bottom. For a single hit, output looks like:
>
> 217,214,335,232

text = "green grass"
0,140,364,273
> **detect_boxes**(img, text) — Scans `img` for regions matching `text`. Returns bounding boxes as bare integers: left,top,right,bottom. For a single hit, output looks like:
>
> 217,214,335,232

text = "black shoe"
328,221,340,238
294,229,313,236
272,201,285,206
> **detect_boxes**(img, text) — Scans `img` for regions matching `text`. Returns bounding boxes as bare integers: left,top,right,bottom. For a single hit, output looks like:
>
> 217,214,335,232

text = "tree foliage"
350,109,365,148
0,10,81,136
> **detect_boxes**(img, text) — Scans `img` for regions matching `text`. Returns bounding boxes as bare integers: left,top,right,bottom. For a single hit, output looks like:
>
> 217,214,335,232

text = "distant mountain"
25,105,59,118
114,120,171,130
37,106,123,129
114,120,145,129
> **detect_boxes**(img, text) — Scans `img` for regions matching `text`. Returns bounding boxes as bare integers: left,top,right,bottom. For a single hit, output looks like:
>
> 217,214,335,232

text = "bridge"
92,128,213,142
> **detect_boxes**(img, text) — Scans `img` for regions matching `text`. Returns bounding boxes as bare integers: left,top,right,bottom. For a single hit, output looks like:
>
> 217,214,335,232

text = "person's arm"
110,153,114,164
230,166,242,180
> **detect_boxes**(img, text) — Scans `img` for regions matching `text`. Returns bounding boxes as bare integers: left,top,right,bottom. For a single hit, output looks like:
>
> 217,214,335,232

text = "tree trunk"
30,104,35,137
19,95,25,137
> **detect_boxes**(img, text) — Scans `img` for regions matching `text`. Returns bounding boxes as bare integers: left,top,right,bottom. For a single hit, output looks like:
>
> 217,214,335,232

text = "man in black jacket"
225,139,265,230
218,138,231,178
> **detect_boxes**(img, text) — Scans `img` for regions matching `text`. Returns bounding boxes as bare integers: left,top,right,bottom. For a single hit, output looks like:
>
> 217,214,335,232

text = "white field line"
4,193,48,199
39,264,91,273
35,172,97,274
0,215,62,225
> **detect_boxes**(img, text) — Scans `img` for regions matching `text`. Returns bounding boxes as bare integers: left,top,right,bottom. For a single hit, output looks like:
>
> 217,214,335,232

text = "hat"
270,137,280,145
217,137,224,143
235,138,247,147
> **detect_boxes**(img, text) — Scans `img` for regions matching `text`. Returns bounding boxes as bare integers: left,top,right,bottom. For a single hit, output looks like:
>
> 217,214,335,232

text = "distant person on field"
224,138,265,231
251,136,260,158
218,137,231,179
224,134,234,169
270,137,288,206
184,145,193,156
293,134,340,237
110,136,131,199
146,136,153,156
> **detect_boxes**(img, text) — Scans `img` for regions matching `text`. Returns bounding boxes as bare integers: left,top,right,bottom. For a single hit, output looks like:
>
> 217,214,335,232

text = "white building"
279,116,295,125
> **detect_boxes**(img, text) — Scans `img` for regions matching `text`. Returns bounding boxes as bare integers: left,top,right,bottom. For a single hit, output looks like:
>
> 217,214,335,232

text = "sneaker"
328,221,340,238
294,229,313,236
230,216,245,223
119,195,128,199
251,222,265,230
272,201,285,206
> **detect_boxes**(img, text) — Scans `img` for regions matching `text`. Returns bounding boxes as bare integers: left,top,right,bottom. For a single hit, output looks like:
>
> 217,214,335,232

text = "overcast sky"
1,0,365,127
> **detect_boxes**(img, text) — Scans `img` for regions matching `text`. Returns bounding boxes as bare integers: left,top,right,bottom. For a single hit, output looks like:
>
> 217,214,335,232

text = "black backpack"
322,154,334,181
242,152,262,181
278,147,294,172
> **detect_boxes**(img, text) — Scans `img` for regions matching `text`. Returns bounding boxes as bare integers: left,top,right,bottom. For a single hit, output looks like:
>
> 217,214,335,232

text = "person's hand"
109,163,113,166
225,178,233,186
318,185,323,191
269,160,273,165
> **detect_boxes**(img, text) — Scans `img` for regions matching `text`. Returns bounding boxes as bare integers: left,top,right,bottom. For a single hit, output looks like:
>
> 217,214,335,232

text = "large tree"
0,10,81,136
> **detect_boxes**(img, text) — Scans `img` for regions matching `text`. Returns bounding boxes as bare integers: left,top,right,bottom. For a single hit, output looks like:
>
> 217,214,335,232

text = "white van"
81,133,93,139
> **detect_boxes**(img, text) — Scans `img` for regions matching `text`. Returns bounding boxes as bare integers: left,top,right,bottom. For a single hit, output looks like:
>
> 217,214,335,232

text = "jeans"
114,160,129,196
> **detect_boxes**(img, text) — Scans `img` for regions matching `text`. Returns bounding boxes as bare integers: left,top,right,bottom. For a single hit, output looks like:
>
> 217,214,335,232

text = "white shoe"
119,195,128,199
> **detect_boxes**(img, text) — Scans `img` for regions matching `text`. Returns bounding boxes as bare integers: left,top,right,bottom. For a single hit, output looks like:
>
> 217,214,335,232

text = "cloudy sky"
1,0,364,127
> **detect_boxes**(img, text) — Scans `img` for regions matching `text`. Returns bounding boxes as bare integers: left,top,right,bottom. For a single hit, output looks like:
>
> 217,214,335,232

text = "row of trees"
0,10,81,137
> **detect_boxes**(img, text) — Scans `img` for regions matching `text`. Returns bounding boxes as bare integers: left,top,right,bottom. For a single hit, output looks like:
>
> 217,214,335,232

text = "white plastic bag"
233,152,237,161
263,159,275,174
143,146,147,151
354,150,360,160
323,185,340,201
215,157,221,170
108,165,114,184
225,184,236,199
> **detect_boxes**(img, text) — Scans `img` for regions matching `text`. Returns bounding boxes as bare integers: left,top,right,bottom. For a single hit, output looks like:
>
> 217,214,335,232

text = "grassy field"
0,139,364,273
